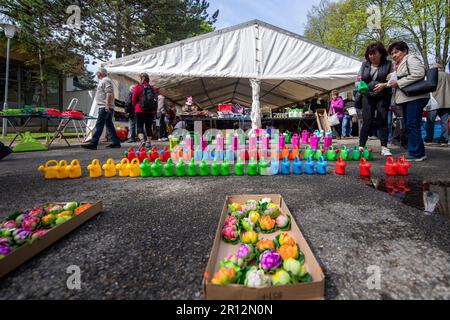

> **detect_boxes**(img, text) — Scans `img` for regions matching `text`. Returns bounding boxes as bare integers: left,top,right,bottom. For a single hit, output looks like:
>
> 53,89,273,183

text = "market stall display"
0,201,102,278
204,195,324,300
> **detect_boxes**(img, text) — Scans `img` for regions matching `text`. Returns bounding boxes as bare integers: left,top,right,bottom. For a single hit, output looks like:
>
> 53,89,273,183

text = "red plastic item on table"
218,104,233,112
335,156,347,175
396,156,411,176
45,108,62,117
61,110,84,119
385,156,397,176
360,158,371,177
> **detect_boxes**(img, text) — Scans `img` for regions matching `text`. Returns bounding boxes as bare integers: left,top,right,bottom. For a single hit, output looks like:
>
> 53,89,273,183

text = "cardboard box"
0,201,103,278
315,109,331,132
203,195,324,300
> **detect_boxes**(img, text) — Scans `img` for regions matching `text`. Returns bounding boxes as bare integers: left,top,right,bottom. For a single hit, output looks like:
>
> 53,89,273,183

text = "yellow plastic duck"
127,158,141,177
116,158,130,177
102,159,116,177
66,160,82,179
57,160,69,179
87,159,102,178
38,160,59,179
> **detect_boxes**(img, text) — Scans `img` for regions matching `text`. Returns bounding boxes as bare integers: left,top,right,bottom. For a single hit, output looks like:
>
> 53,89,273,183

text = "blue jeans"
159,114,167,139
341,115,353,137
403,98,429,158
425,109,449,143
128,113,137,140
388,110,393,143
91,108,121,146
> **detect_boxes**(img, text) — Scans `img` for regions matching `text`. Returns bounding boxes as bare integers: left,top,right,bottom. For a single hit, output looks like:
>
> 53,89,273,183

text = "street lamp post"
1,23,19,137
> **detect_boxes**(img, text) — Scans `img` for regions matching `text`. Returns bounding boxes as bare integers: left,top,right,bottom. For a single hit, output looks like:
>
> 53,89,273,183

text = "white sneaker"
381,147,392,156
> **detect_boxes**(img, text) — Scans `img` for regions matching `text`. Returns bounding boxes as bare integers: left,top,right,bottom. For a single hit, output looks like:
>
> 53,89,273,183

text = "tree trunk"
443,0,450,68
114,2,124,58
38,46,48,131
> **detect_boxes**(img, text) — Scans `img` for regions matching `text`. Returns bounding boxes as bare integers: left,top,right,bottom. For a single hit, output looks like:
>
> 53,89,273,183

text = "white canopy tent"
87,20,362,134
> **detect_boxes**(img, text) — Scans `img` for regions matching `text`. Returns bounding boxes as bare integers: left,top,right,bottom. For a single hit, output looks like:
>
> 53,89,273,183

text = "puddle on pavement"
360,177,450,219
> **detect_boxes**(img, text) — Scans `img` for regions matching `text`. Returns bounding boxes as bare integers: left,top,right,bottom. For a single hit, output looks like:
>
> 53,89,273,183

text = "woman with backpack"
132,73,158,148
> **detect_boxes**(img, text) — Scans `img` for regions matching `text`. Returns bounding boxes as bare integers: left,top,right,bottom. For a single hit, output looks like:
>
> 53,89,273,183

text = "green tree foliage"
0,0,88,106
304,0,449,68
80,0,218,58
0,0,219,106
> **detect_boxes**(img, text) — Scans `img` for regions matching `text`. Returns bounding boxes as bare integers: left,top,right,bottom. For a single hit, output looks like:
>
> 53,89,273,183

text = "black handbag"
353,90,363,109
400,60,438,96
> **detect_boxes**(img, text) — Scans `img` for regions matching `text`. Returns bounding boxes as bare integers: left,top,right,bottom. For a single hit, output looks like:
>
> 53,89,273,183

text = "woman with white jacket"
387,41,430,162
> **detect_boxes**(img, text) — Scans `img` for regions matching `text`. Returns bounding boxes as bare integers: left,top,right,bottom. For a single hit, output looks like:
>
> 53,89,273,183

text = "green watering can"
283,131,292,144
340,146,351,161
164,159,175,177
352,146,362,161
258,157,269,175
221,158,230,176
313,148,323,161
303,146,314,160
199,159,209,176
362,146,374,161
211,159,220,176
188,158,197,176
176,159,186,177
234,159,245,176
247,158,258,176
151,159,163,177
326,146,338,161
140,158,152,177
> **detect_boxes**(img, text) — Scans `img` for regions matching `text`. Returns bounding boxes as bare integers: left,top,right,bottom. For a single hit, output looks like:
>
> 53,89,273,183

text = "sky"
206,0,324,35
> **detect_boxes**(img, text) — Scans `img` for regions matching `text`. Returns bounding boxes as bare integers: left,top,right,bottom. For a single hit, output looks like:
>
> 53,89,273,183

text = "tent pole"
250,79,262,130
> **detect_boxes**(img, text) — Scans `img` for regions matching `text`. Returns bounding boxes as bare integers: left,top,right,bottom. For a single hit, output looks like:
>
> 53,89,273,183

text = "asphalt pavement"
0,138,449,299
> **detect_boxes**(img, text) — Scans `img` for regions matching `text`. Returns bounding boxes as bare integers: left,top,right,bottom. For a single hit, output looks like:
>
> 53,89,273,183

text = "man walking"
82,67,121,150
